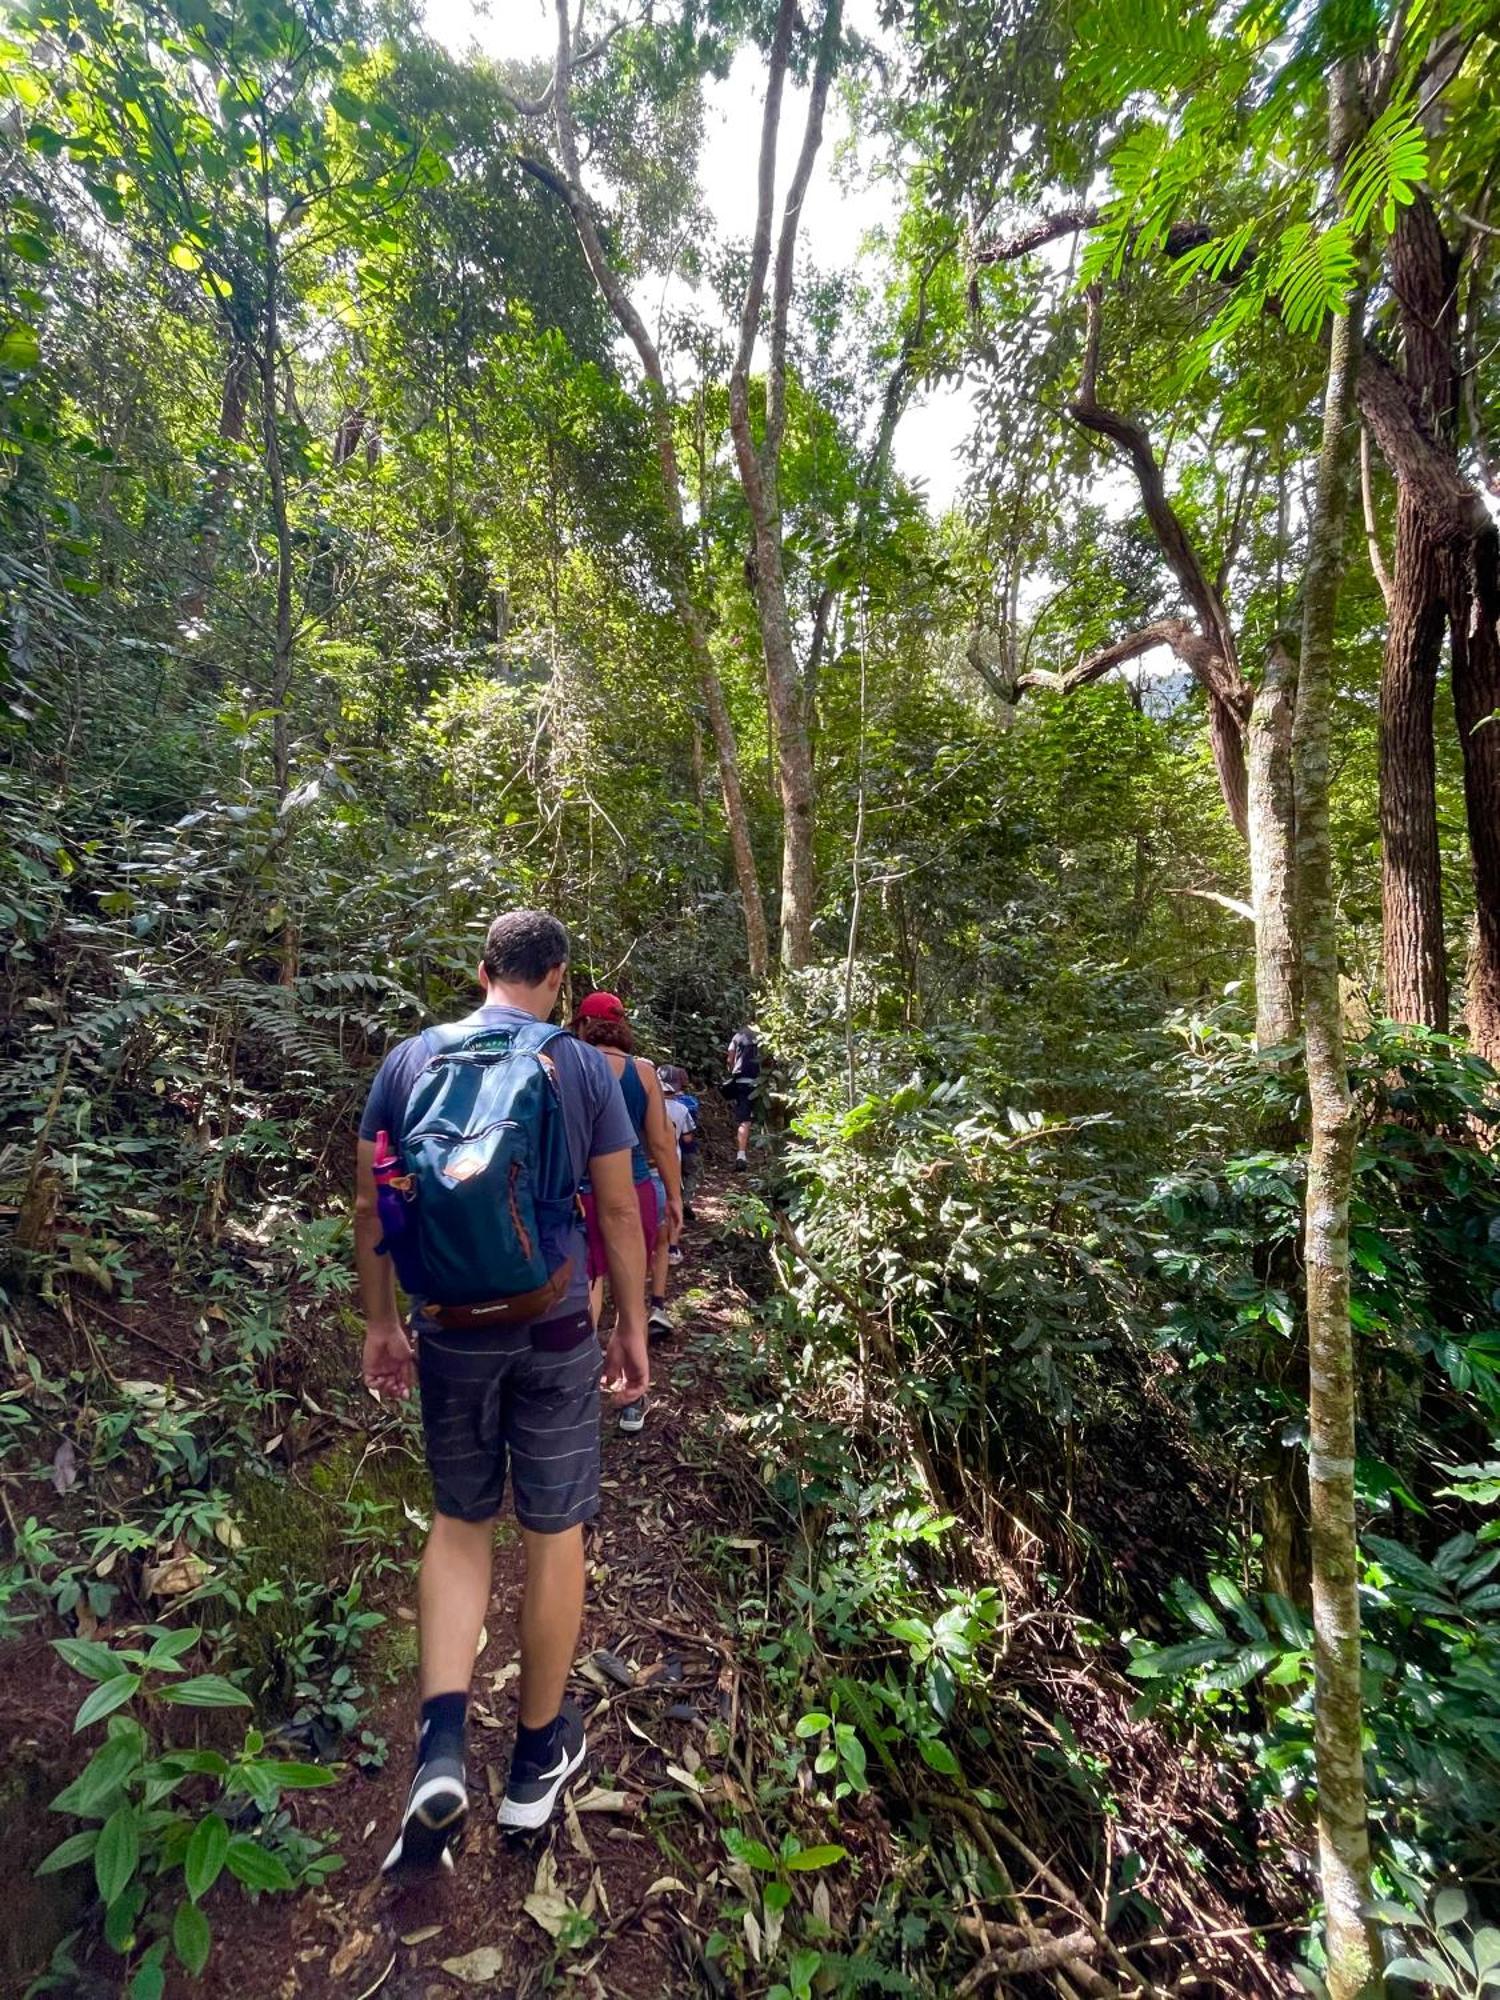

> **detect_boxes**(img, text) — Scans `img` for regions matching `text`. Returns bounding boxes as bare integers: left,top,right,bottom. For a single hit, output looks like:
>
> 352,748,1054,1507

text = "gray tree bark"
1247,639,1301,1049
530,0,770,981
726,0,842,970
1292,71,1382,1998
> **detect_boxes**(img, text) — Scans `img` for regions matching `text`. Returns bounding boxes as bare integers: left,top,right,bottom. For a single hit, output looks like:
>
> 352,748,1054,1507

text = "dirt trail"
209,1175,761,2000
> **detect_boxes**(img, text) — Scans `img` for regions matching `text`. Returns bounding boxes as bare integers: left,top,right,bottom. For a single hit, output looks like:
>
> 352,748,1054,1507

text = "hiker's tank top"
617,1056,652,1184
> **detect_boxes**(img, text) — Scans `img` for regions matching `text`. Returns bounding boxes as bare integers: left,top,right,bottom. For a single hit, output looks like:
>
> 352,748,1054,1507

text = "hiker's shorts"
727,1077,758,1124
579,1174,664,1283
413,1309,599,1530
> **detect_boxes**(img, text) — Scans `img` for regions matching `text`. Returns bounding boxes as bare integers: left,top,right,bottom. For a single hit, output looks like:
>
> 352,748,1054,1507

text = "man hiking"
354,910,647,1872
725,1023,762,1170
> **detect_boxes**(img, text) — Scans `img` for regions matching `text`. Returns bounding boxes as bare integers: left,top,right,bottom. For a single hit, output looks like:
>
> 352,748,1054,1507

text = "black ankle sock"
650,1294,666,1310
417,1690,467,1767
516,1714,561,1766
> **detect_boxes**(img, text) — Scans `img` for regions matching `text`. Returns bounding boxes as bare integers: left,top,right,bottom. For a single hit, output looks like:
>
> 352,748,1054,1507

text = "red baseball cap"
576,990,626,1021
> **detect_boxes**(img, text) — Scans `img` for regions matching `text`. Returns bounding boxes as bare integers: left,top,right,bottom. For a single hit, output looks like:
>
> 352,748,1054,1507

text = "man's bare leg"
383,1513,492,1872
418,1513,494,1696
517,1524,585,1727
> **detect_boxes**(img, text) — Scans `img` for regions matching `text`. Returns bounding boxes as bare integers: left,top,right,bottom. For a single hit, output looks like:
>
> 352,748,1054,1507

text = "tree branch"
766,0,842,465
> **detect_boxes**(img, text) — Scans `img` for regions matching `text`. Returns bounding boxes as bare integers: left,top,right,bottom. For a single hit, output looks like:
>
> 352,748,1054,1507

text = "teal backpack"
393,1019,575,1309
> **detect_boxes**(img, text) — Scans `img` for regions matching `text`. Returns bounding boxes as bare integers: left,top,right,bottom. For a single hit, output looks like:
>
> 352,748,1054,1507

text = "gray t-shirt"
359,1003,635,1315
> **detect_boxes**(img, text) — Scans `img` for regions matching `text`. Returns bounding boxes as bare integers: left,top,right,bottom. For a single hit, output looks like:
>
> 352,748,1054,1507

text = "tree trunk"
257,331,295,805
1449,524,1500,1065
725,0,841,969
1291,109,1382,1995
532,0,770,981
1246,640,1300,1049
1380,489,1449,1029
181,343,251,631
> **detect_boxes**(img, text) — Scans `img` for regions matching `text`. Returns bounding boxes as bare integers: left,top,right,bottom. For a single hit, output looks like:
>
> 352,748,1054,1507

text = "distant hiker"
571,992,683,1431
660,1064,701,1232
355,911,648,1871
724,1024,762,1170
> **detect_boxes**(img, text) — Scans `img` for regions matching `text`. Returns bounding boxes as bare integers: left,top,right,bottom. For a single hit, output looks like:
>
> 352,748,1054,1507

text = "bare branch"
767,0,842,463
1359,424,1393,606
1017,618,1192,696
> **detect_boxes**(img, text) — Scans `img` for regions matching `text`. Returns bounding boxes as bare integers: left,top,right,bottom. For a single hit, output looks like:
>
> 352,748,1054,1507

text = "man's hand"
363,1321,414,1400
602,1318,648,1406
665,1192,684,1238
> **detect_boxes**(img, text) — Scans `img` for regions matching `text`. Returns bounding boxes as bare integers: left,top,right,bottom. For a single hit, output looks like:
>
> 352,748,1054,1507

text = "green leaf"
0,322,41,371
75,1673,141,1731
784,1844,848,1872
723,1828,779,1872
52,1725,146,1816
763,1880,792,1913
159,1674,252,1709
36,1828,99,1875
794,1712,831,1738
885,1618,931,1648
95,1804,140,1906
54,1637,133,1683
1385,1959,1459,1992
127,1938,169,2000
265,1761,334,1789
1474,1929,1500,1978
1435,1886,1469,1931
918,1738,961,1776
185,1813,229,1901
173,1898,212,1976
223,1836,293,1892
105,1881,145,1955
168,243,203,271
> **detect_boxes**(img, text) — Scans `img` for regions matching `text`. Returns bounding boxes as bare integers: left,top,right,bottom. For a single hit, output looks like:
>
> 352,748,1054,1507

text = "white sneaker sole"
380,1773,468,1873
618,1409,646,1433
496,1735,587,1832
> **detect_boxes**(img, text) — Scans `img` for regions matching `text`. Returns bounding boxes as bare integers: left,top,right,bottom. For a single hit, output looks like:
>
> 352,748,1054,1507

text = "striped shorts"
413,1310,600,1530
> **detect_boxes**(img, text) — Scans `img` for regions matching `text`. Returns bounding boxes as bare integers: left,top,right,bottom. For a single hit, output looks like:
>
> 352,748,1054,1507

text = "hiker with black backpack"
354,911,647,1872
724,1023,762,1170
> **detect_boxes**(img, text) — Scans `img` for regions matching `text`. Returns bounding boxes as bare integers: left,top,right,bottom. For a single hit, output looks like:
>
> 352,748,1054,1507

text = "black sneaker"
381,1753,468,1873
498,1706,587,1833
734,1155,748,1173
648,1303,674,1337
617,1397,646,1434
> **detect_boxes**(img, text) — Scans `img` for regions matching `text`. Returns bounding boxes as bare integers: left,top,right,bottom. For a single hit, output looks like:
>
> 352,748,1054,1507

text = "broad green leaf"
173,1898,212,1976
784,1844,848,1871
54,1637,132,1683
52,1726,146,1817
0,322,41,371
75,1673,141,1731
36,1828,99,1875
265,1761,335,1789
795,1712,831,1738
159,1674,252,1708
185,1812,229,1901
723,1828,778,1872
95,1804,140,1906
223,1836,293,1892
918,1738,961,1776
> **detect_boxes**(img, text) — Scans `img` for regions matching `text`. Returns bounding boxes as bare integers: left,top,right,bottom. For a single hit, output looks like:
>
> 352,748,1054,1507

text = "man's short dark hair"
482,910,569,986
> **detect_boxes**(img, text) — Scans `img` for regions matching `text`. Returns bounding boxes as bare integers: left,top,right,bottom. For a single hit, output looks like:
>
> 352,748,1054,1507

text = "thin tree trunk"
1291,84,1382,1990
1449,525,1500,1064
1380,490,1449,1028
529,0,770,981
257,331,294,806
1246,640,1301,1049
182,344,252,632
726,0,841,969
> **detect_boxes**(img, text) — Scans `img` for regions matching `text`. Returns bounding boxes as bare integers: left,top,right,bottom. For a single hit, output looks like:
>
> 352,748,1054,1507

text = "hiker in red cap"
571,991,682,1433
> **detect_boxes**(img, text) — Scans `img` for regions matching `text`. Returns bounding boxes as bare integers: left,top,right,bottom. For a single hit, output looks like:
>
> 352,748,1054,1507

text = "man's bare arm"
591,1145,648,1403
355,1137,413,1397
